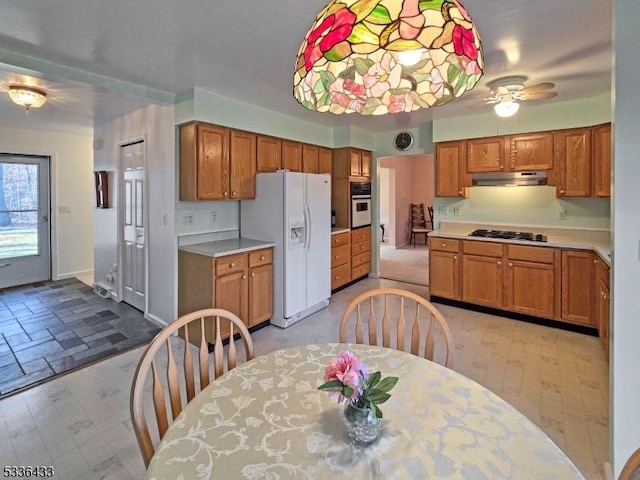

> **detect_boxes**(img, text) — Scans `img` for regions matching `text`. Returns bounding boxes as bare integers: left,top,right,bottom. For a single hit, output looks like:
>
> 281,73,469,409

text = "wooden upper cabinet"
180,122,229,201
592,123,612,198
333,147,372,178
302,144,319,174
360,150,371,177
229,130,256,199
349,149,361,176
256,135,282,173
436,140,469,197
508,132,554,171
554,128,592,197
467,137,504,172
318,147,332,174
282,140,303,172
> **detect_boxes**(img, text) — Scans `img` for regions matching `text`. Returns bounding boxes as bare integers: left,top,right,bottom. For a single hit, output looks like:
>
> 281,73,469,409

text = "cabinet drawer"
507,244,556,263
351,227,371,245
249,248,272,267
331,264,351,290
352,262,371,280
352,250,371,268
216,253,247,275
351,240,371,256
331,244,350,268
332,232,350,247
429,237,460,253
463,240,504,257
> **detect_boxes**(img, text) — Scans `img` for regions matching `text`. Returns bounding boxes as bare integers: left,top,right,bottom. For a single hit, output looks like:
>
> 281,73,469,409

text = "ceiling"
0,0,613,135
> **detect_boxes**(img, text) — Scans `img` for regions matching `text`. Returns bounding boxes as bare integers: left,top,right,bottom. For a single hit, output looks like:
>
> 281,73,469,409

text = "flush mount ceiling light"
293,0,484,115
494,99,520,118
8,85,47,113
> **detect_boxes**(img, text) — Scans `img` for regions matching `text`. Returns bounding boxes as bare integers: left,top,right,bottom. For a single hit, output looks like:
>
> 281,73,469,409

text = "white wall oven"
350,182,371,229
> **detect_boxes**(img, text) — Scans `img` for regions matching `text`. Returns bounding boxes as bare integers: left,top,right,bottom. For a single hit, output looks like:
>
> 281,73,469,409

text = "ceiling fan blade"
481,97,500,105
522,91,558,100
521,82,556,94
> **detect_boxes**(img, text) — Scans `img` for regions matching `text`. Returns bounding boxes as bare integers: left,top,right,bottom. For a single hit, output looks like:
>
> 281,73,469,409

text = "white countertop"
430,221,611,266
178,238,275,258
331,227,350,235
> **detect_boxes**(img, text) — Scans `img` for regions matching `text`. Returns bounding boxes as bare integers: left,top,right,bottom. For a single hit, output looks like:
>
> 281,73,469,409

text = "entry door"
0,155,50,289
122,142,145,311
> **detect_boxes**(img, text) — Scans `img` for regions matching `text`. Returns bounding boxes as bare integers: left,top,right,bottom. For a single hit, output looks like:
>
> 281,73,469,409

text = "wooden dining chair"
620,447,640,480
130,308,255,467
409,203,432,247
339,288,454,367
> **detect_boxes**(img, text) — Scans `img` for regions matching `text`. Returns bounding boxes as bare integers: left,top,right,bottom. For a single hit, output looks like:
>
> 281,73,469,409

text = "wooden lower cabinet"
428,238,460,300
462,241,504,308
561,250,596,326
595,257,610,355
351,227,371,280
331,232,351,291
178,247,273,345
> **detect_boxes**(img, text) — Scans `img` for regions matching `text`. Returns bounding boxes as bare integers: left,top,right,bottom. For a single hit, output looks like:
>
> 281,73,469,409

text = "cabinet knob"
453,255,457,260
230,262,235,267
458,190,463,195
508,262,513,267
242,274,246,279
335,275,339,280
223,191,228,196
334,255,338,259
497,261,502,265
260,255,265,260
334,239,339,243
594,259,599,264
251,272,255,277
442,243,446,247
559,190,566,195
499,165,504,170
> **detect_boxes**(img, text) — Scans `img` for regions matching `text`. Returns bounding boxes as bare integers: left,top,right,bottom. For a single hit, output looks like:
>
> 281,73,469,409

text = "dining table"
146,343,585,479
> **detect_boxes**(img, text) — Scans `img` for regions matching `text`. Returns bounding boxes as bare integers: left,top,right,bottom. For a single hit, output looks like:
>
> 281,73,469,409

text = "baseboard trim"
56,269,94,280
146,313,169,328
430,296,599,336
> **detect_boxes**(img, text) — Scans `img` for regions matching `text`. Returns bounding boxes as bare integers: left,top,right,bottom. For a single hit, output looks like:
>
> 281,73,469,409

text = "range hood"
471,171,548,187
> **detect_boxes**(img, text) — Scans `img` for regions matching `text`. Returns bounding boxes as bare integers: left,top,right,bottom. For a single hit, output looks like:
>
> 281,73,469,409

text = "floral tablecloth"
146,343,584,479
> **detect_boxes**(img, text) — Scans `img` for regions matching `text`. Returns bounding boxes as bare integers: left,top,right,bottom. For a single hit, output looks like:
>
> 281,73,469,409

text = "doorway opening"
378,154,434,286
0,154,51,289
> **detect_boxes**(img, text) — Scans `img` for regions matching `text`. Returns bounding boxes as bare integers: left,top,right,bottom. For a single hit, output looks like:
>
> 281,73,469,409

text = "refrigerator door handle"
304,203,311,251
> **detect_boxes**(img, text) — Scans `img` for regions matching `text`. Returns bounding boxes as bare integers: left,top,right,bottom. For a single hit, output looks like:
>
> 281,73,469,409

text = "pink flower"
452,24,478,61
324,350,367,383
302,6,357,72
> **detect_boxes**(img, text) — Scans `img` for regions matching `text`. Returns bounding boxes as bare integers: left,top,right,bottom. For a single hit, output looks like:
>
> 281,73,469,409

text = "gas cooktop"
469,229,548,242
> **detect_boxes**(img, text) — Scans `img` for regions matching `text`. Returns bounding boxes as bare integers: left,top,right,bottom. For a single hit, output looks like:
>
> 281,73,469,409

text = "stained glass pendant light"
293,0,484,115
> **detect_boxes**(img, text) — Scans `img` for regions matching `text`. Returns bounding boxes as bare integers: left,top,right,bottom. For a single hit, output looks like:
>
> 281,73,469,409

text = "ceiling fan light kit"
494,100,520,117
483,75,557,118
293,0,484,116
8,85,47,113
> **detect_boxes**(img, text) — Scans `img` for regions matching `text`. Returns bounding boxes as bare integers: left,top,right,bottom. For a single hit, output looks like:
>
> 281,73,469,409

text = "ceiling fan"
483,76,558,117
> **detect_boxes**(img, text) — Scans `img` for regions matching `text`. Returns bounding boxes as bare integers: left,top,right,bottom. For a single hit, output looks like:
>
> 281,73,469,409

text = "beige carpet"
379,242,429,286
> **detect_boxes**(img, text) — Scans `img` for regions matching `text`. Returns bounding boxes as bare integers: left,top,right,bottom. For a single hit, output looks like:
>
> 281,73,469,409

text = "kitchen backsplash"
434,185,610,230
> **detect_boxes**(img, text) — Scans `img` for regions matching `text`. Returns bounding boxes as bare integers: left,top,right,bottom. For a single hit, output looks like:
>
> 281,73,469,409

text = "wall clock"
394,131,414,151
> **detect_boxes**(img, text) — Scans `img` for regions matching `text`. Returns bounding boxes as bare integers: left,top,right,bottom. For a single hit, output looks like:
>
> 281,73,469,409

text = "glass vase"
342,402,380,446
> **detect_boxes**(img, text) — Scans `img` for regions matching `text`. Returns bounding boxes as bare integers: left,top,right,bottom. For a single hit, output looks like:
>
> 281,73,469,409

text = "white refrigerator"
240,171,331,328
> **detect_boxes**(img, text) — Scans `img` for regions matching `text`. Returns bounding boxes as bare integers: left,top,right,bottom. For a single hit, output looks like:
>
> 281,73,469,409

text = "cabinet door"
597,277,610,355
467,137,504,172
561,250,595,326
436,141,469,197
506,260,556,318
256,135,282,172
215,270,248,331
229,130,256,199
302,144,319,173
429,251,460,299
462,254,503,308
592,123,611,198
555,128,591,197
282,140,303,172
318,147,333,174
197,124,229,200
509,132,554,171
248,263,273,327
349,149,361,176
360,151,371,177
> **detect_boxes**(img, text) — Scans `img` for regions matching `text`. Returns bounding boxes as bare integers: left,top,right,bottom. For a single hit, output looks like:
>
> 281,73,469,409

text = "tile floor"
0,277,609,479
0,279,161,398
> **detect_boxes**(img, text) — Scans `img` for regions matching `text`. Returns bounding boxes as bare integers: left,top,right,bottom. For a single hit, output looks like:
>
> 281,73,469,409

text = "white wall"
612,1,640,475
93,104,176,324
0,125,94,279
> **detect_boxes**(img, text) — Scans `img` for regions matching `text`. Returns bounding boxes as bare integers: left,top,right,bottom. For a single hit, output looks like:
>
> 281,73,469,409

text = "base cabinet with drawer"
351,227,371,280
178,247,273,345
595,256,610,355
428,237,461,300
331,231,351,291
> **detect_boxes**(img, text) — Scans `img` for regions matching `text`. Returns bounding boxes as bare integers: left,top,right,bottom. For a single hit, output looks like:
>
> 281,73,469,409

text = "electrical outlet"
211,211,217,223
558,209,567,220
162,213,168,225
182,213,193,224
453,207,461,216
439,206,449,216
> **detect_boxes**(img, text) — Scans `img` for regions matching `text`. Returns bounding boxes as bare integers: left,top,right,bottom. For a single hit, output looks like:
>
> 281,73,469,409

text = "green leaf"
447,63,458,84
343,386,354,398
376,376,399,393
353,57,374,76
373,404,383,418
366,5,392,25
367,371,381,389
419,0,443,11
348,23,379,46
367,391,391,404
318,380,344,391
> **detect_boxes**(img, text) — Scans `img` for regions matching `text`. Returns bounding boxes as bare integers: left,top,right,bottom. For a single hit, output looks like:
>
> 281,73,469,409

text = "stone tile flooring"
0,278,161,398
0,278,609,479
